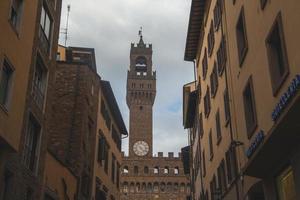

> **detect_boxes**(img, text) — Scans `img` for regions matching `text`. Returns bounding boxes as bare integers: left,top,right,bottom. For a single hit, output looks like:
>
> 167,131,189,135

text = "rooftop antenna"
60,4,71,46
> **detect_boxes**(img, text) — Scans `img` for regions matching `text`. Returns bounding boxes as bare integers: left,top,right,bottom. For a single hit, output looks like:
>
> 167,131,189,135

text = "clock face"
133,141,149,156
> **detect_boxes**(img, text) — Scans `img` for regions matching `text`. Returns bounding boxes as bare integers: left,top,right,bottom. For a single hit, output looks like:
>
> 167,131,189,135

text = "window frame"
265,12,289,95
236,7,248,67
22,113,42,174
0,59,14,109
8,0,24,33
242,76,257,138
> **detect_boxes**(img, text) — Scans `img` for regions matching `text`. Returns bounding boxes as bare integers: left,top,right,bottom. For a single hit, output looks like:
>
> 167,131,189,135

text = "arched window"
134,166,138,174
130,182,135,193
180,183,185,193
123,166,129,174
166,182,172,192
136,182,140,193
160,182,166,192
153,182,159,193
174,183,179,192
123,182,128,193
174,167,179,175
154,166,159,174
147,183,152,193
164,166,169,174
141,182,146,192
144,166,149,174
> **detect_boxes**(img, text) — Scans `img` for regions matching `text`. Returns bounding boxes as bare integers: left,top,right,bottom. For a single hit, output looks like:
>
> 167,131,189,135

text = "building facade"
120,35,190,200
51,46,127,200
183,0,300,199
0,0,62,199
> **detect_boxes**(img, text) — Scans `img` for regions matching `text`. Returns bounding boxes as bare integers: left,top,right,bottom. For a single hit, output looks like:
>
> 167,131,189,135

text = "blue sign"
272,75,300,121
246,130,264,158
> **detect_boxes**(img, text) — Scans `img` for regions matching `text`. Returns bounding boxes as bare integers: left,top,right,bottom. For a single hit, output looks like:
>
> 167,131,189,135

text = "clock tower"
126,31,156,158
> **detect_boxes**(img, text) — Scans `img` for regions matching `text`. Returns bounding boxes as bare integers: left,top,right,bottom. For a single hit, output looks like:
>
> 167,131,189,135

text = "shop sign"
272,75,300,121
246,130,264,158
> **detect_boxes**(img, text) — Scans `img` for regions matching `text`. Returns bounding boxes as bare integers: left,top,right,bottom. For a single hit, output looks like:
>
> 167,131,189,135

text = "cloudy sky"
58,0,194,156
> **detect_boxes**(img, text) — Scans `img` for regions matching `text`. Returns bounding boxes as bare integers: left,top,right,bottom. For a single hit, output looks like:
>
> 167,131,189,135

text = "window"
123,166,129,174
111,154,116,183
209,130,214,160
153,182,159,193
266,13,289,94
100,100,111,130
224,89,230,124
174,167,179,175
166,182,172,192
243,77,257,137
217,160,226,194
147,183,152,193
199,113,204,137
174,183,179,192
160,182,166,192
226,147,237,183
135,183,140,193
134,166,138,175
9,0,24,31
23,115,41,172
154,166,159,174
97,132,109,170
213,0,222,31
116,162,120,189
112,125,121,151
33,55,47,110
260,0,267,9
144,166,149,174
217,36,227,75
215,110,222,143
40,4,52,40
204,87,211,118
210,63,218,97
202,49,208,79
202,150,206,177
123,182,128,193
2,170,13,200
164,167,169,174
236,7,248,66
208,21,215,56
0,60,14,108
